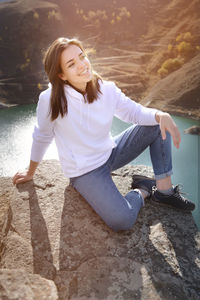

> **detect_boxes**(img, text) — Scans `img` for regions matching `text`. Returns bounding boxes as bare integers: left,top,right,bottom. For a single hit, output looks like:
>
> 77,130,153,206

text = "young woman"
13,37,195,232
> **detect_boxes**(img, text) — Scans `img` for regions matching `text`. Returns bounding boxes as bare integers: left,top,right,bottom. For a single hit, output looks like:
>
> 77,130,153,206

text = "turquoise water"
0,104,199,229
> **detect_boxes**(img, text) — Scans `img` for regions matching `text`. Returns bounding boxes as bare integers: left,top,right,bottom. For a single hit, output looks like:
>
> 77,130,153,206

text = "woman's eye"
68,62,75,68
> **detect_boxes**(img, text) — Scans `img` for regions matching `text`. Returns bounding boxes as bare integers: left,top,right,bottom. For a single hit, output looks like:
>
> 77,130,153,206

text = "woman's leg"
125,125,195,211
149,130,173,188
108,124,172,181
70,125,173,231
70,163,144,232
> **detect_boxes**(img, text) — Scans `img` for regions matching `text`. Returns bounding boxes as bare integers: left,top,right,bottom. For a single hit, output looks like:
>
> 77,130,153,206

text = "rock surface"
0,159,200,299
0,177,13,256
0,269,58,300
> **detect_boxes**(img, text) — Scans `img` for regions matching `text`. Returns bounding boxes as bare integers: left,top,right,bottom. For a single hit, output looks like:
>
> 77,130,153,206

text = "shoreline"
1,100,199,121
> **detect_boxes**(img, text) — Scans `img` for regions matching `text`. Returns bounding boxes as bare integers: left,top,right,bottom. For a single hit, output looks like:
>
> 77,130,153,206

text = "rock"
0,102,17,109
0,177,13,257
0,269,58,300
0,159,199,299
184,125,200,135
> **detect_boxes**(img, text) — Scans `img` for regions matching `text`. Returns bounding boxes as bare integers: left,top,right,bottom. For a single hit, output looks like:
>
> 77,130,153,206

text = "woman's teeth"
80,69,88,75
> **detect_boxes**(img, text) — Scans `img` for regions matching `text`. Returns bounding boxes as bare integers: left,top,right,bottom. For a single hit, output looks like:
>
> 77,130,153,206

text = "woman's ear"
58,73,66,81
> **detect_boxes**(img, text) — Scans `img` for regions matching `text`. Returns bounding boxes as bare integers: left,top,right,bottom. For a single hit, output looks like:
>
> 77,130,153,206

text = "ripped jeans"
70,125,172,232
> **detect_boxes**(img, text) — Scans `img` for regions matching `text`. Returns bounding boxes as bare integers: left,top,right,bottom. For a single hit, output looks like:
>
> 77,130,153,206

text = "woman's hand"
155,111,181,149
12,170,33,185
12,160,39,185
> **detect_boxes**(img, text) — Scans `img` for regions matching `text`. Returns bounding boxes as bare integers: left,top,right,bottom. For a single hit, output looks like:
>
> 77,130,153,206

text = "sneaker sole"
151,196,194,213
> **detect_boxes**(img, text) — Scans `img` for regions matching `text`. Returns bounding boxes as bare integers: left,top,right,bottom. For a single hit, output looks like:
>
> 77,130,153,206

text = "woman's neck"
67,82,86,95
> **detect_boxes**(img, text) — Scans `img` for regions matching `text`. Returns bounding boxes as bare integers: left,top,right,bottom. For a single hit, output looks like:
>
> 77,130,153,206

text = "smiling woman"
13,37,195,232
59,44,92,91
43,38,102,121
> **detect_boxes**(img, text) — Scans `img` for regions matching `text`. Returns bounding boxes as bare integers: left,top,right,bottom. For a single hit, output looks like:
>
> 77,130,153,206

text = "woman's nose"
78,59,85,70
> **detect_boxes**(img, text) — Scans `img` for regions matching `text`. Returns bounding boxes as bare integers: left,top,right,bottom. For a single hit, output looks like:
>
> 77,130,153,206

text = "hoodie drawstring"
79,96,90,130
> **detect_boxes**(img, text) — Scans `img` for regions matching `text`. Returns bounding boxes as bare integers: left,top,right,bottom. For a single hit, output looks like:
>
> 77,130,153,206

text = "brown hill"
141,54,200,120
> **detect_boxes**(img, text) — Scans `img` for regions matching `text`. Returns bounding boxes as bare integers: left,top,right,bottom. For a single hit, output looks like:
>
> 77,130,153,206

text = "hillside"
0,0,199,119
141,54,200,118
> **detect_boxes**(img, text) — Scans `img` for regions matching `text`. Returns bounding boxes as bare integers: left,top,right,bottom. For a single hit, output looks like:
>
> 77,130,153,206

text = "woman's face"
59,44,92,92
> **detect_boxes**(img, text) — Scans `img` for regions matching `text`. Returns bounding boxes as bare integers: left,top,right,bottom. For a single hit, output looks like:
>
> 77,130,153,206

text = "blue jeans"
70,125,172,232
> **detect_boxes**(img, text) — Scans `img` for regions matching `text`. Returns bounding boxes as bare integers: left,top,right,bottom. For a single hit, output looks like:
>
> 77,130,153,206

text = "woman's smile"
79,68,90,75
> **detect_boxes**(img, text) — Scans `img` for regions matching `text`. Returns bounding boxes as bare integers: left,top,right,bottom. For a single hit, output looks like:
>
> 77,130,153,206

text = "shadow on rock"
17,182,57,281
140,200,200,299
14,163,200,300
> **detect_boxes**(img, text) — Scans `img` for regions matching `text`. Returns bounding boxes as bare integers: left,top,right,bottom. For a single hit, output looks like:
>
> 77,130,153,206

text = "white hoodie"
30,80,158,178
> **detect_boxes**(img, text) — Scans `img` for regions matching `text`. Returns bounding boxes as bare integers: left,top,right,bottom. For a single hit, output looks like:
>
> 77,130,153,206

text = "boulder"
0,159,200,299
184,125,200,135
0,269,58,300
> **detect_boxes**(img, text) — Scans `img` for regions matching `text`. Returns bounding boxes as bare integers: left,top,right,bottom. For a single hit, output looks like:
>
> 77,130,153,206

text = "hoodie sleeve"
113,83,159,125
30,91,54,162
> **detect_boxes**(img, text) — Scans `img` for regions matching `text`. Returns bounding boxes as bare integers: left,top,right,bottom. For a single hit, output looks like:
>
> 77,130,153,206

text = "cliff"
0,160,200,299
140,53,200,120
0,0,63,105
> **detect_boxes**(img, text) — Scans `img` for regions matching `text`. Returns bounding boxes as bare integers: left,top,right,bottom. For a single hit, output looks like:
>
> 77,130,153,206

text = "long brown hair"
44,37,102,121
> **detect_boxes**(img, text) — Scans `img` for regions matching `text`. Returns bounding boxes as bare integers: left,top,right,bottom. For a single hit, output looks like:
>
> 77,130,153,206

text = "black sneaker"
152,185,195,212
131,175,156,196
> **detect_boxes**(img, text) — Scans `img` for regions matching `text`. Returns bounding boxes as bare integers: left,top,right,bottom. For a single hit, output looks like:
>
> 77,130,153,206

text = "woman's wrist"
155,111,169,123
27,160,39,177
155,111,162,123
27,170,34,177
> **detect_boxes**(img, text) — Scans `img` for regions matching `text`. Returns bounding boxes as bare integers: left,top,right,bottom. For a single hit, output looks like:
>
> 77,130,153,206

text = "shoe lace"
152,185,157,192
173,184,189,202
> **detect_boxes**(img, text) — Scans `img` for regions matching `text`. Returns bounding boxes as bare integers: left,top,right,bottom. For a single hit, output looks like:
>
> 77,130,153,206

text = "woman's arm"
111,82,181,148
13,89,54,185
30,91,54,162
112,82,159,126
12,160,39,184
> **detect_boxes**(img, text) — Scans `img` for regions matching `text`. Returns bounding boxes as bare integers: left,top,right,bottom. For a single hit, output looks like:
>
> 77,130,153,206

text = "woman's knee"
153,124,171,142
150,124,172,145
150,124,160,135
105,191,143,232
137,124,161,142
106,210,137,232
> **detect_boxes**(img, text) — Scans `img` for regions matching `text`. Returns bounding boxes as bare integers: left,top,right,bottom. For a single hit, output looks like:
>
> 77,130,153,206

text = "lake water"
0,104,199,229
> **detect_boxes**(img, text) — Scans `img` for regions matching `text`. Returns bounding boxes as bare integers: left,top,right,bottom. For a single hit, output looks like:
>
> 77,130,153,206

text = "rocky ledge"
0,160,200,299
